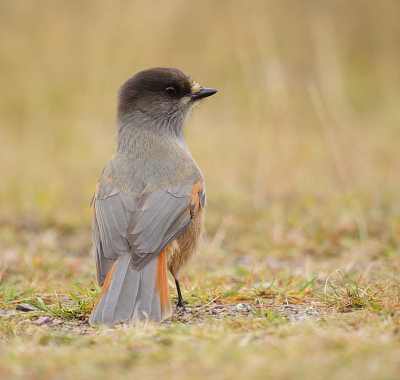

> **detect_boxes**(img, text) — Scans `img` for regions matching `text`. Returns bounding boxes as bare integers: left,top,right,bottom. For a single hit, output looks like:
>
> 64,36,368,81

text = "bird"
89,67,217,326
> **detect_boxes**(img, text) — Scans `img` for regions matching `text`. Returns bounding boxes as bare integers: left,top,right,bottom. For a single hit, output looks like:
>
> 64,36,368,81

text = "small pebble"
35,316,53,326
16,303,37,312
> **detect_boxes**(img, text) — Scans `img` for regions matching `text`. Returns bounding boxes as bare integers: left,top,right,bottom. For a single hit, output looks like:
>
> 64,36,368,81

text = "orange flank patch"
189,181,203,214
91,261,116,314
155,250,170,314
191,193,200,214
190,181,203,197
91,182,100,207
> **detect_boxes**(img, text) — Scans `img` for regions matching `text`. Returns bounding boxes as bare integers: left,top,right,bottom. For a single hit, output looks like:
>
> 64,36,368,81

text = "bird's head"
117,67,217,134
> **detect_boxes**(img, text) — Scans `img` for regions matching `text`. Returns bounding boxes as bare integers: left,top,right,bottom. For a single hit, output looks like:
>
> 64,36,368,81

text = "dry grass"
1,1,400,379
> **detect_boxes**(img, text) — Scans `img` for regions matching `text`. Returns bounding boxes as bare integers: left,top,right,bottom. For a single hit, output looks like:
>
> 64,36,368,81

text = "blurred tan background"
1,0,399,240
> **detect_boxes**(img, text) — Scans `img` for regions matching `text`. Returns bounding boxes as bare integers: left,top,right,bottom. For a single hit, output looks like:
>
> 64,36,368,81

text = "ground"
1,207,400,379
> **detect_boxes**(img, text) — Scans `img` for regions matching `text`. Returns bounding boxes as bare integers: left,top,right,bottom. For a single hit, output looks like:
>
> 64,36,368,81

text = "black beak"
190,87,217,100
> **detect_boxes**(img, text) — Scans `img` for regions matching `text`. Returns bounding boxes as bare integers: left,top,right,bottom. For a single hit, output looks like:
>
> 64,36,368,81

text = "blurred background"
1,0,399,269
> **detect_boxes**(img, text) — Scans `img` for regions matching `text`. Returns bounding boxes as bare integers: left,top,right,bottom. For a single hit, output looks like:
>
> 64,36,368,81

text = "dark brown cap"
117,67,217,117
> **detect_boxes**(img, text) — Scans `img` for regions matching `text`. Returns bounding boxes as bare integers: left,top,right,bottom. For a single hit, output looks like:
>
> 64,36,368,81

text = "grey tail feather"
89,252,172,326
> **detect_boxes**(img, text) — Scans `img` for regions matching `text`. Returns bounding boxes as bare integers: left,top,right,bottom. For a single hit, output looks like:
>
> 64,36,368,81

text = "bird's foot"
175,300,186,312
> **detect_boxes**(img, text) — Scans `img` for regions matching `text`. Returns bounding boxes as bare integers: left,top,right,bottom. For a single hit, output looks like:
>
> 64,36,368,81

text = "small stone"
236,303,245,311
16,303,37,312
35,316,53,326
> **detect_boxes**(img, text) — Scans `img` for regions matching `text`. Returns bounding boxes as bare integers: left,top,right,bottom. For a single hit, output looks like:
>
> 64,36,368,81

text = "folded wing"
92,181,205,284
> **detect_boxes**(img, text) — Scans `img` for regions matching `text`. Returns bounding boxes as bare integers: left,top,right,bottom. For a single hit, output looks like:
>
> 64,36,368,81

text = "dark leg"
175,278,186,311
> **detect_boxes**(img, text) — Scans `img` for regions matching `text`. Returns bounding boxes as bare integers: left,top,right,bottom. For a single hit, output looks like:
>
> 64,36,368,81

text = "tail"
89,250,172,326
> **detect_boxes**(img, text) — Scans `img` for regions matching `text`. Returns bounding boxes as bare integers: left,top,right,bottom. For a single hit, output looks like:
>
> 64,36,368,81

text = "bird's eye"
165,86,177,95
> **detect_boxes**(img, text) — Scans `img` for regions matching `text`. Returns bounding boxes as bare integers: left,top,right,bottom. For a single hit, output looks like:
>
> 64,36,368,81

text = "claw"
176,300,186,311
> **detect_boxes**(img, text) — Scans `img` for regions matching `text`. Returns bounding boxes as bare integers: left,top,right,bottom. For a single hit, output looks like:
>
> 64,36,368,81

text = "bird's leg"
174,278,186,311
